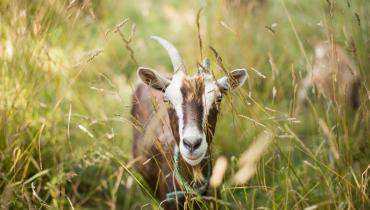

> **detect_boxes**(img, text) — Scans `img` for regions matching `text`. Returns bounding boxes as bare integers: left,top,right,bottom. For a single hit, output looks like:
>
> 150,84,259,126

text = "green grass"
0,0,369,209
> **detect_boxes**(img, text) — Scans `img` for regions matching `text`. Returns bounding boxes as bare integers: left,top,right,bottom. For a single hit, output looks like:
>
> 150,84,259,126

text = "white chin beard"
181,152,206,166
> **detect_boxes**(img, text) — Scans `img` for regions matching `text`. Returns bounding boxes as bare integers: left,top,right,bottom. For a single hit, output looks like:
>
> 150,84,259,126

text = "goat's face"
137,36,247,166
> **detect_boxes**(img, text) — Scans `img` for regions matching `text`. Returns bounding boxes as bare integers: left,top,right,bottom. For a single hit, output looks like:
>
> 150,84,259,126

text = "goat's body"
131,84,177,200
131,84,212,209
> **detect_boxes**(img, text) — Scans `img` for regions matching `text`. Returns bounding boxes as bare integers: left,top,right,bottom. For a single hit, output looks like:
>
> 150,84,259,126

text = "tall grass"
0,0,369,209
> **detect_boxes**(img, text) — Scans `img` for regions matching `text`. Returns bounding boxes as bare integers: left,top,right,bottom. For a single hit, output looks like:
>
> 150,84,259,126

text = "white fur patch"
165,72,185,140
182,124,202,142
203,79,220,123
180,123,208,166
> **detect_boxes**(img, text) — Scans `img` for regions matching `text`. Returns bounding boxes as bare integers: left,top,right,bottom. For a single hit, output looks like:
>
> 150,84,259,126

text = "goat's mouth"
181,151,207,166
186,156,200,160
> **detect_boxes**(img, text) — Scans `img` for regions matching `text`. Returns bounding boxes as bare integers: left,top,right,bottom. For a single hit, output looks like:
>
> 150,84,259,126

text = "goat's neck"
176,149,211,185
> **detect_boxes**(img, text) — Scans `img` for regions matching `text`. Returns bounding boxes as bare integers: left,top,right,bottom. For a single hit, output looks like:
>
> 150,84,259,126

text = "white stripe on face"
165,73,185,140
203,77,221,126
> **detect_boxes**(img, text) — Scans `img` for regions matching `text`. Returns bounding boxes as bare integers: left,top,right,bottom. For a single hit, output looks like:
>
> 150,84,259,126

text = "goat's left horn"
150,36,187,74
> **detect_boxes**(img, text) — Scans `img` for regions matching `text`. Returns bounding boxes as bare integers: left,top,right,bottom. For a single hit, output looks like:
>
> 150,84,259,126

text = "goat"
298,41,361,111
131,36,247,209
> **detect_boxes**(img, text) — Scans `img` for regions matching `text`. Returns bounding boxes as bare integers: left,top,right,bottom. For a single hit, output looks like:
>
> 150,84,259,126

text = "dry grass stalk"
196,8,204,60
220,21,236,35
318,118,339,160
361,164,370,200
249,66,266,79
114,19,138,67
78,124,94,138
209,46,228,75
72,48,103,67
210,156,228,188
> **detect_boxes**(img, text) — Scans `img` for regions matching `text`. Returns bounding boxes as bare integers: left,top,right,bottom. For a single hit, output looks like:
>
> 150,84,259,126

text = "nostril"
193,139,202,150
183,138,202,152
183,139,192,150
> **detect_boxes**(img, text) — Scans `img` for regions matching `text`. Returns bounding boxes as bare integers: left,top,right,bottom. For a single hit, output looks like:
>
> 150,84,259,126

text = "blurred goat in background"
298,41,361,111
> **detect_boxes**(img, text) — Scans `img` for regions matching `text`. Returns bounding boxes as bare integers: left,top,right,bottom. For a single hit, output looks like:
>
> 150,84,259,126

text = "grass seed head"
233,132,273,185
210,156,228,188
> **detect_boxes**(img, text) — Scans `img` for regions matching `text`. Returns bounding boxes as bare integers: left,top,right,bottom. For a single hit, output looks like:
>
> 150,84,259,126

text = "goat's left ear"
137,67,171,91
216,69,248,92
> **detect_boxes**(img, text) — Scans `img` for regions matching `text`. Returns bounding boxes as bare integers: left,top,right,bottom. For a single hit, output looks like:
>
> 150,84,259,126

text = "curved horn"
151,36,186,74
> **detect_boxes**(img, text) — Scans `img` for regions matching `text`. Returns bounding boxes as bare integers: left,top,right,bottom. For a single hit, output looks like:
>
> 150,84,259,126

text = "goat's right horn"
150,36,186,74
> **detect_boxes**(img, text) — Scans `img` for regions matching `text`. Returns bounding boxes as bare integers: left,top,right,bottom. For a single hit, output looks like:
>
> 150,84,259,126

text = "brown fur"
206,104,219,143
181,77,205,132
181,77,204,102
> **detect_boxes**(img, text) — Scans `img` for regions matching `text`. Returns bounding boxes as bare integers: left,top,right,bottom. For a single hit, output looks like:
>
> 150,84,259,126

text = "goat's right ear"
216,69,248,93
137,67,171,91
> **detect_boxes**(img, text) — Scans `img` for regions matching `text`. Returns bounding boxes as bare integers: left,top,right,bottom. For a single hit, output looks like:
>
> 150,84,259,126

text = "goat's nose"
183,138,202,153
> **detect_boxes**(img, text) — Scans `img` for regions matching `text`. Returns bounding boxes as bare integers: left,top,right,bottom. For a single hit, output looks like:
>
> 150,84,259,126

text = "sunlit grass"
0,0,369,209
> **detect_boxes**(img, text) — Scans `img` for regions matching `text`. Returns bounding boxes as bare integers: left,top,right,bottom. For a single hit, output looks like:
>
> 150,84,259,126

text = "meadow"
0,0,369,209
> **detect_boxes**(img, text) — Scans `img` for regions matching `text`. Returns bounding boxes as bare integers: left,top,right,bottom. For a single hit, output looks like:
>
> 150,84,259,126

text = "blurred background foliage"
0,0,369,209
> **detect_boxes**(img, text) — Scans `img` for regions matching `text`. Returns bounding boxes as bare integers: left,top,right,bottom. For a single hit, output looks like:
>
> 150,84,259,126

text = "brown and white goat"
131,36,247,209
298,41,361,110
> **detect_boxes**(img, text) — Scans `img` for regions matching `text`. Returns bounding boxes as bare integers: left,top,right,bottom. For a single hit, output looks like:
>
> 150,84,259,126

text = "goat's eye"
215,96,222,111
163,96,171,105
163,97,169,103
216,96,222,103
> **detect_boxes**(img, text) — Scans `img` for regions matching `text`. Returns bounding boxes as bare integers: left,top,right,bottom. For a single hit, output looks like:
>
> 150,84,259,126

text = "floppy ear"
216,69,248,92
137,67,171,91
